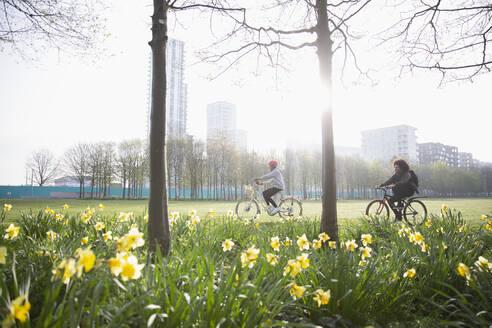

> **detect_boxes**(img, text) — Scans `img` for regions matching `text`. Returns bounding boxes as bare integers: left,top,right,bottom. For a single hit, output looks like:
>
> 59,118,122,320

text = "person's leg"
263,188,281,208
390,185,404,220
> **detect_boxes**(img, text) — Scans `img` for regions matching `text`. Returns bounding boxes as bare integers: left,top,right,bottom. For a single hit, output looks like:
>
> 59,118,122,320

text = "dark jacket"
380,171,418,193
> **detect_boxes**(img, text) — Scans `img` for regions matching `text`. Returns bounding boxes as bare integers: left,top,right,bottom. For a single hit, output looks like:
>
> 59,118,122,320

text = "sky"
1,1,491,185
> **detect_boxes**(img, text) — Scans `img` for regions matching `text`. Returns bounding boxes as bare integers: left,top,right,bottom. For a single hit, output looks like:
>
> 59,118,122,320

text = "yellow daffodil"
296,253,310,269
189,209,197,217
81,237,89,245
124,227,145,250
458,225,467,232
240,246,260,268
255,222,260,229
81,213,91,224
222,239,234,252
46,230,57,241
76,247,96,277
288,282,306,300
284,237,291,247
361,234,372,246
344,240,358,252
474,256,492,271
386,253,391,260
313,289,330,307
44,207,51,214
53,258,76,284
457,263,471,280
0,246,7,264
296,234,310,251
441,204,448,212
425,220,431,227
103,231,112,241
55,213,64,221
2,295,31,327
4,224,19,240
421,243,429,253
98,204,104,210
95,222,105,231
208,209,215,216
409,232,424,245
270,236,280,251
3,204,12,212
227,210,234,217
313,239,322,250
319,232,330,242
266,253,278,266
118,212,128,222
361,246,372,260
108,252,126,276
192,216,200,225
283,259,301,277
233,214,238,220
328,241,337,249
403,268,416,278
359,259,367,267
120,255,144,281
62,204,69,210
171,211,179,219
486,223,492,231
480,215,487,220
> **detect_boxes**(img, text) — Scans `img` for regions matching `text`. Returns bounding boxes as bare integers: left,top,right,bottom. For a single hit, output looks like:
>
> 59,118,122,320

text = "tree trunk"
148,0,170,256
316,0,338,241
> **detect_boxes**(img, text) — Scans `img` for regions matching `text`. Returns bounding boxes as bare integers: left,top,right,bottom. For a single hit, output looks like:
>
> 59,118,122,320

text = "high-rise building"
206,101,247,151
147,38,187,138
458,152,473,169
361,125,417,162
418,142,459,167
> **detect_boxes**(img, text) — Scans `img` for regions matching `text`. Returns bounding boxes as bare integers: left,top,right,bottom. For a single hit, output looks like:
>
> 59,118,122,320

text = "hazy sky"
1,1,491,185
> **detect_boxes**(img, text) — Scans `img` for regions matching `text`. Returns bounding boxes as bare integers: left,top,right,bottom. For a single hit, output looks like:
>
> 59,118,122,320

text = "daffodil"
81,236,89,245
189,209,197,217
240,246,260,268
361,234,372,246
76,247,96,277
118,212,129,222
284,237,291,247
95,222,105,231
458,225,467,232
62,204,69,210
99,203,104,210
344,240,358,252
403,268,416,278
120,255,144,281
361,246,372,260
480,215,487,221
409,232,424,245
44,207,51,214
103,231,112,241
270,236,280,251
457,263,472,280
313,289,330,307
359,259,367,267
124,227,145,250
319,232,330,242
53,258,76,284
288,282,306,300
486,223,492,231
3,204,12,212
296,234,310,250
222,239,234,252
424,220,431,227
4,224,19,239
81,213,91,224
192,216,201,225
266,253,278,266
328,241,337,249
441,204,448,212
171,211,179,219
144,214,149,223
283,259,301,277
313,239,322,250
227,210,234,217
1,295,31,327
108,252,126,276
474,256,492,271
46,230,57,241
55,213,64,221
296,253,310,269
208,209,215,216
233,214,238,220
0,246,7,264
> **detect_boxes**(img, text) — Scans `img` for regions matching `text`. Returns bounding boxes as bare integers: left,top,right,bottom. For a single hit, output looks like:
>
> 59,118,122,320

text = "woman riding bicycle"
254,160,285,215
378,158,418,221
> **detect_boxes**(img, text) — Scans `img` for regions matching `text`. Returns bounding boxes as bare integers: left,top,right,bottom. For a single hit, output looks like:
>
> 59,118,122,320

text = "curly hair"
393,158,410,172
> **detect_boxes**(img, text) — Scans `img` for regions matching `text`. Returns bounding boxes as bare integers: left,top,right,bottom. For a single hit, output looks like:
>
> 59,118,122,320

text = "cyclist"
378,158,418,220
254,160,285,215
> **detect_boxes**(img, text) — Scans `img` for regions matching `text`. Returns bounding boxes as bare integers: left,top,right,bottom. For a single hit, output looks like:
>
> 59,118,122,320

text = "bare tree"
63,143,90,198
0,0,106,57
382,1,492,82
27,149,59,186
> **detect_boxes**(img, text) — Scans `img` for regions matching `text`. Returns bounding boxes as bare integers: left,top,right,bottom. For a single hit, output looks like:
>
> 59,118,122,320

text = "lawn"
1,198,491,225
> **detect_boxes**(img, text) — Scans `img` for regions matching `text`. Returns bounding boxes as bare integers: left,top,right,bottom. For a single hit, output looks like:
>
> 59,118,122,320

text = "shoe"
271,207,281,215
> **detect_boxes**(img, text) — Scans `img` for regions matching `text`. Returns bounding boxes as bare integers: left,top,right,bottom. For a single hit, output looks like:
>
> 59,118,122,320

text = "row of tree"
25,137,492,200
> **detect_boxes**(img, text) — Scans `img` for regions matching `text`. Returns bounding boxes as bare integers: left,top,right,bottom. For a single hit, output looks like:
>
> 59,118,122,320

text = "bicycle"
235,183,303,220
365,186,427,226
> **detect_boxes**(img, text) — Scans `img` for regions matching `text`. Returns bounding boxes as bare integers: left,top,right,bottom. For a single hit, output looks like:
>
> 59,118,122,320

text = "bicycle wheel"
403,199,427,226
365,200,390,219
235,199,260,220
278,197,303,218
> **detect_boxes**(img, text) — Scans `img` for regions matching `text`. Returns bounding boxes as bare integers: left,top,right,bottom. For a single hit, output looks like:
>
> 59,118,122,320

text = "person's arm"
259,170,277,181
379,174,397,187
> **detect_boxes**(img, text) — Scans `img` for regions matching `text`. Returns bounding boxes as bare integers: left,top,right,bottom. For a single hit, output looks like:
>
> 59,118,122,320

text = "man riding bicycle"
254,160,285,215
378,158,418,221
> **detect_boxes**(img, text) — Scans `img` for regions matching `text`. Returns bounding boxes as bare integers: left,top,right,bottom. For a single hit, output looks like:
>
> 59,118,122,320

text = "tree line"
26,137,492,200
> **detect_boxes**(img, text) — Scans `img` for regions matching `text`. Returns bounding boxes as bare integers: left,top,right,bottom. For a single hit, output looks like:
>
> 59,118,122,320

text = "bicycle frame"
247,184,281,214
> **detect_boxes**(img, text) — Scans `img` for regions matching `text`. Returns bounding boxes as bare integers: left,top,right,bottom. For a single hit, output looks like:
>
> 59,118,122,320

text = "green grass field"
2,197,491,224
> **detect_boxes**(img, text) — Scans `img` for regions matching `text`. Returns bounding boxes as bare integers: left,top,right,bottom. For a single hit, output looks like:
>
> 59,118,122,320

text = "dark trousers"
390,183,414,217
263,187,282,208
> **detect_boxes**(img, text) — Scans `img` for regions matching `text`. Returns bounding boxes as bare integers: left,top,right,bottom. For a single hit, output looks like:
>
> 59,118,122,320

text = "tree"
63,143,90,198
0,0,105,56
383,1,492,82
27,149,59,186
